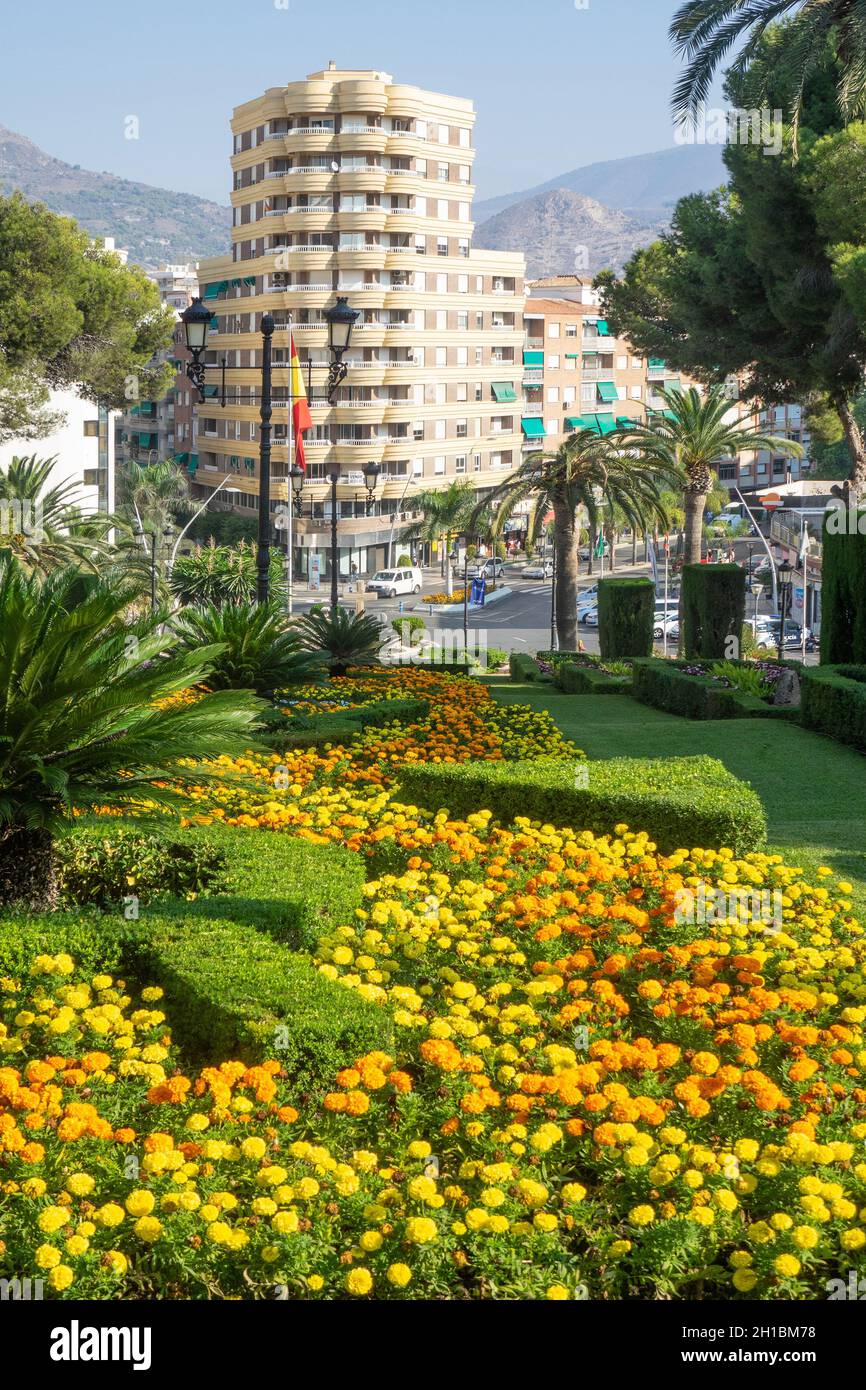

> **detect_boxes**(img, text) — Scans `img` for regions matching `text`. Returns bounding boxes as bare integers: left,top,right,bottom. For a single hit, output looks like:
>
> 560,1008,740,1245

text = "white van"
365,566,424,598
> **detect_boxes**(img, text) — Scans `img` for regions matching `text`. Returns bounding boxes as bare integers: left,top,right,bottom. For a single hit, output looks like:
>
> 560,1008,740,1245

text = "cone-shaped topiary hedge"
681,564,745,660
597,577,655,659
821,507,866,664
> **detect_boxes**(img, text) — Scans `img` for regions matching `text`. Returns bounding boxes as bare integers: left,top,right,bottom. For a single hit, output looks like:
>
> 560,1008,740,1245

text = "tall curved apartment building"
193,64,526,581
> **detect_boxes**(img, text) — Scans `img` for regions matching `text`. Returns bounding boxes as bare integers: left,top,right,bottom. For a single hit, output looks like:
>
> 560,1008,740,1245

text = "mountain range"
473,145,727,279
0,124,231,269
0,123,726,280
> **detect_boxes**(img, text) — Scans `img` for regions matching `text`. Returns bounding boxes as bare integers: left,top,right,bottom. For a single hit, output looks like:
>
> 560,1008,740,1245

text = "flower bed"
553,654,634,695
2,815,864,1301
633,657,801,721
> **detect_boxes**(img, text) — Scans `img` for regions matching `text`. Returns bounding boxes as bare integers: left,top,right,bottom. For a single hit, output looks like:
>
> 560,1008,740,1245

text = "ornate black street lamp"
777,557,793,661
134,523,174,613
323,296,360,403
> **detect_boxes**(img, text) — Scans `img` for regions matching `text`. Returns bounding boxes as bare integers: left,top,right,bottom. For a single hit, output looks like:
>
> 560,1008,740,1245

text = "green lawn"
484,675,866,917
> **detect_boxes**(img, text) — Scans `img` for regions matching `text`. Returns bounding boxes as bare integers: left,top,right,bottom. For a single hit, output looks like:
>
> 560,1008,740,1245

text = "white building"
0,388,117,517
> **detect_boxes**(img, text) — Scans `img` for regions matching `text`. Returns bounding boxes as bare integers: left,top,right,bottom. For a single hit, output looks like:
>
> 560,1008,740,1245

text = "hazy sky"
2,0,725,204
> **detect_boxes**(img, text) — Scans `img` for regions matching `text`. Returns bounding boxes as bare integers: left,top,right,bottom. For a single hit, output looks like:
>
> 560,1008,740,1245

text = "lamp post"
777,557,793,662
181,295,360,607
750,580,763,636
135,523,174,613
326,459,380,616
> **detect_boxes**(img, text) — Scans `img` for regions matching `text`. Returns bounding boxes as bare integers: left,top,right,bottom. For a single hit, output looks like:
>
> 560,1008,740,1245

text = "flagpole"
287,314,294,618
801,513,807,665
663,540,669,660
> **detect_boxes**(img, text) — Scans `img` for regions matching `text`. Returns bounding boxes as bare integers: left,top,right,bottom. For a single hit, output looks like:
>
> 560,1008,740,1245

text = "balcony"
523,370,544,386
525,337,544,349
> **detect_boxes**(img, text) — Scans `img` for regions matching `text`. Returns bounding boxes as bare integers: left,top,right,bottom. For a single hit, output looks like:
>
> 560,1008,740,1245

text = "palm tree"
471,430,672,651
404,481,478,597
618,387,803,567
0,455,109,574
0,558,265,909
670,1,866,141
117,458,190,537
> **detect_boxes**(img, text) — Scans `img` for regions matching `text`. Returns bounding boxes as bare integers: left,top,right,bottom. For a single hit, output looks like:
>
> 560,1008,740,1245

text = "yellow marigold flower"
629,1205,655,1226
407,1141,432,1159
533,1212,558,1233
561,1183,587,1204
65,1173,95,1197
307,1274,325,1290
728,1250,752,1269
125,1190,155,1218
133,1216,162,1243
405,1216,437,1244
547,1284,570,1300
104,1251,127,1276
359,1230,383,1252
65,1235,89,1257
840,1229,866,1251
387,1262,412,1288
732,1269,758,1292
96,1203,125,1229
774,1254,801,1278
346,1267,373,1296
38,1206,71,1234
272,1210,299,1235
35,1244,61,1269
48,1264,75,1291
241,1137,267,1161
792,1226,819,1250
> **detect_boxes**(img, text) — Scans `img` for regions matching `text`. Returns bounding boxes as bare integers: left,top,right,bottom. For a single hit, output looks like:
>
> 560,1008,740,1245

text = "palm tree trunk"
632,532,638,565
553,496,579,651
683,485,709,566
445,531,453,597
837,397,866,497
0,827,57,911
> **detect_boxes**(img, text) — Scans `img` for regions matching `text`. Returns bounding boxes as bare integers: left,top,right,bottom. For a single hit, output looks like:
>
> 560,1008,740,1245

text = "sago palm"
296,606,389,677
0,454,108,574
173,602,323,697
670,1,866,141
472,430,672,651
0,559,265,909
617,387,803,566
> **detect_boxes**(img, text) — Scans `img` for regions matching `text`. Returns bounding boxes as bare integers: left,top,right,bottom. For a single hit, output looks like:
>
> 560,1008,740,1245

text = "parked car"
466,557,505,580
653,614,680,640
365,567,423,598
522,559,554,579
756,620,806,651
577,598,599,623
582,607,599,628
579,542,609,561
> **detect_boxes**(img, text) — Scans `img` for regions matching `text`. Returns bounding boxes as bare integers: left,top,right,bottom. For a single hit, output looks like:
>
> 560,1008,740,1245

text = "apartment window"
436,273,448,293
435,199,447,220
630,385,642,400
435,455,446,474
416,196,427,216
458,203,470,222
631,357,642,369
475,382,483,401
438,124,450,144
437,310,447,331
458,238,470,259
458,274,468,293
475,276,483,293
415,234,427,254
416,158,427,177
438,163,449,181
475,346,483,365
82,421,99,437
548,355,560,370
475,311,484,329
581,384,595,403
457,382,468,402
456,346,468,367
565,357,577,371
413,458,424,475
435,348,447,368
437,237,448,256
433,420,446,441
456,419,468,437
413,421,425,441
455,455,466,474
457,311,469,331
548,323,561,339
459,164,471,184
563,387,576,405
474,453,482,472
547,387,560,403
565,324,578,338
459,128,471,148
617,356,628,371
341,195,366,211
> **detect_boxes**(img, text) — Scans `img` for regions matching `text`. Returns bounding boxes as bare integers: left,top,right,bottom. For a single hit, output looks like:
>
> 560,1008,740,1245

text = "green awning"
565,353,580,359
596,320,611,336
597,381,618,403
649,358,665,370
176,452,190,465
209,315,219,331
129,405,140,416
243,276,256,287
523,350,544,366
203,385,220,399
203,282,227,300
230,456,240,466
615,416,636,429
521,417,546,438
136,433,153,447
664,380,680,393
594,414,617,435
492,382,517,403
652,410,679,422
565,416,593,430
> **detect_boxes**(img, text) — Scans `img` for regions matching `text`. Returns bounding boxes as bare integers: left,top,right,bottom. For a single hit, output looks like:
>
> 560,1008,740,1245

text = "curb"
421,586,514,616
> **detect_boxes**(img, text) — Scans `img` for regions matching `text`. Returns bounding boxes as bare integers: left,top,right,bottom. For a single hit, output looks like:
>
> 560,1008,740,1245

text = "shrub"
555,661,633,695
296,607,390,677
55,824,227,909
172,601,323,697
169,542,286,607
510,652,541,681
597,577,654,659
395,554,413,568
390,615,426,645
396,755,767,855
632,657,798,720
681,564,746,659
820,509,866,663
485,646,509,669
800,664,866,750
708,659,765,697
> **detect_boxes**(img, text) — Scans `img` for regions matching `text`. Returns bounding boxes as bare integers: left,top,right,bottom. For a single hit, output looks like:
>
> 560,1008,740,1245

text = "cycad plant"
173,601,323,697
296,606,389,677
170,540,286,607
0,559,265,909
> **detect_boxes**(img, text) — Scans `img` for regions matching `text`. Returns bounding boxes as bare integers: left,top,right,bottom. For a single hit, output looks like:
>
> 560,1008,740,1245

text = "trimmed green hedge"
0,824,388,1086
598,578,654,659
632,658,798,721
510,652,542,681
682,564,746,659
555,662,633,695
396,755,767,855
800,664,866,751
278,697,430,749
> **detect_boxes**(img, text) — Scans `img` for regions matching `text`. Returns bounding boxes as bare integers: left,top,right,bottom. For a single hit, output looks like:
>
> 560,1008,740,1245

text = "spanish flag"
290,334,313,471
